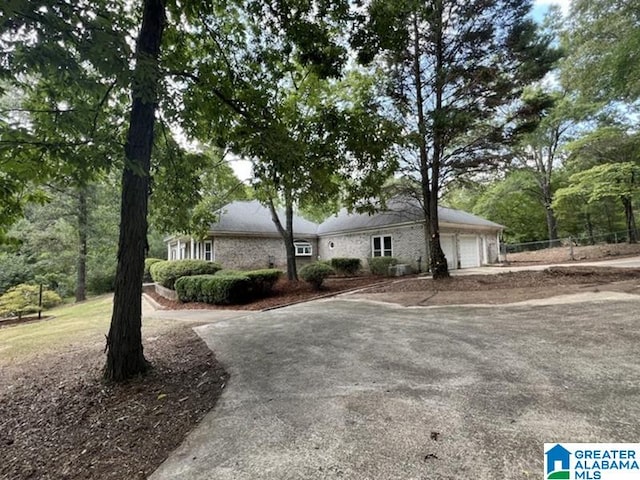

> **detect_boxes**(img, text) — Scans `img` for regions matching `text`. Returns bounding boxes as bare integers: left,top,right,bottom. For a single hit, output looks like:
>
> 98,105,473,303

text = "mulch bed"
0,326,228,480
348,267,640,306
364,267,640,293
144,276,391,311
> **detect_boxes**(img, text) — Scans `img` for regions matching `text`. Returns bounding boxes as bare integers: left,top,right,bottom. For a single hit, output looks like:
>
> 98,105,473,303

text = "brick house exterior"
165,199,503,272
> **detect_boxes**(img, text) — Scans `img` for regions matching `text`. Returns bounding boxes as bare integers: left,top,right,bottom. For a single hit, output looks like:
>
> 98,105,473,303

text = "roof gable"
210,200,318,236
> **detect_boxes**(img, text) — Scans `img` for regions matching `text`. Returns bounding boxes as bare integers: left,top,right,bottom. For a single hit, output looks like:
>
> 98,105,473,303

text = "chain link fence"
503,229,633,256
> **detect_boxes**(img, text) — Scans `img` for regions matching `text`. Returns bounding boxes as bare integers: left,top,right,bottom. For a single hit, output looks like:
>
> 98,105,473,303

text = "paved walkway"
150,288,640,480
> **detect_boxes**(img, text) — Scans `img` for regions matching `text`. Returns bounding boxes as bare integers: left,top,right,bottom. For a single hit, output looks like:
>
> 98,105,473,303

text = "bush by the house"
368,257,398,276
144,258,164,283
175,274,252,305
0,284,62,320
329,257,361,276
299,262,335,290
150,260,222,289
244,269,282,296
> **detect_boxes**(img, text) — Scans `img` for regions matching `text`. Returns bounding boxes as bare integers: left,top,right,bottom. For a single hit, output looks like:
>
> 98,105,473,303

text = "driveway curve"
151,293,640,480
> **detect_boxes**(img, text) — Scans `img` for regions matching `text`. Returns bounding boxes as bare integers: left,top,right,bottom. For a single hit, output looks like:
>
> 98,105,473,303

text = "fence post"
569,237,574,261
38,283,43,319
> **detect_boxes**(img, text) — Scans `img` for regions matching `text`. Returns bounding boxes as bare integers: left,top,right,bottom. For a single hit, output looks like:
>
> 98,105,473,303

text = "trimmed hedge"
244,269,282,296
150,260,222,289
144,258,164,283
329,257,361,276
216,268,282,297
368,257,398,276
299,262,334,290
175,274,251,305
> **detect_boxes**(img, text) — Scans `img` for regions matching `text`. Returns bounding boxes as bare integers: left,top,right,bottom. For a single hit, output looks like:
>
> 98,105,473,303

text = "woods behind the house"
1,0,638,380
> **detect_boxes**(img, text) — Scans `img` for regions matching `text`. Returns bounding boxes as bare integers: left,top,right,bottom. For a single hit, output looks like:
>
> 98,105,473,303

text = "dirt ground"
505,241,640,264
348,266,640,306
0,325,227,480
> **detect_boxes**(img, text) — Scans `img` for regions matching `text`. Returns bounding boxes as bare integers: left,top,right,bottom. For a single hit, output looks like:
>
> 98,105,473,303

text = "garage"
440,234,457,270
458,235,480,268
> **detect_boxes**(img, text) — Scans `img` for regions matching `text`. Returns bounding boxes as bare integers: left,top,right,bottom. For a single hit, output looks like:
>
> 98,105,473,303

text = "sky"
532,0,571,20
229,0,572,183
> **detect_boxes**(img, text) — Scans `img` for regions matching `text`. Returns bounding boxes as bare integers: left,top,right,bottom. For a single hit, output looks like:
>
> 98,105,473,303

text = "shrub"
0,284,62,319
244,269,282,296
329,257,361,276
150,260,222,289
0,253,34,294
144,258,164,283
368,257,398,276
87,268,116,294
299,262,334,290
175,274,252,305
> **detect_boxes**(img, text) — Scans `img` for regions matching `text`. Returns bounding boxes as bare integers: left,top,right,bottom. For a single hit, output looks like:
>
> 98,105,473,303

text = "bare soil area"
505,242,640,264
348,267,640,306
0,325,227,480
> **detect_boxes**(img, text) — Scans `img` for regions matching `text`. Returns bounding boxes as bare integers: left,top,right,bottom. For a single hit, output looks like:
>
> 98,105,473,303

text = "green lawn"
0,296,113,363
0,296,175,365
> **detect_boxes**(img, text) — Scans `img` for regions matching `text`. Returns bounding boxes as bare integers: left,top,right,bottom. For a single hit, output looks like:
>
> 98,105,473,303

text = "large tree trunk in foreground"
75,187,88,302
104,0,165,382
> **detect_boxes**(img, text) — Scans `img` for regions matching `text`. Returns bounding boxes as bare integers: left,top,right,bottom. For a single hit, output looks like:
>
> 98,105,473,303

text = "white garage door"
440,234,457,270
459,235,480,268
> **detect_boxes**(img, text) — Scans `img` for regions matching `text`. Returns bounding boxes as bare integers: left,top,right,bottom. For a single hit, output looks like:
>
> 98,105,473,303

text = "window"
328,241,335,250
372,235,392,257
204,241,213,261
294,240,312,256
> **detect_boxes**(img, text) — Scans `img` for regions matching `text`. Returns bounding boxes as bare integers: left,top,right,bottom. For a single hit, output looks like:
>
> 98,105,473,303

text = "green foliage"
473,171,549,243
150,260,222,290
555,163,640,205
367,257,398,276
144,258,164,283
564,0,640,103
0,284,62,319
149,147,247,238
299,262,334,290
329,258,361,276
175,274,251,305
87,266,116,295
0,253,34,294
243,269,282,296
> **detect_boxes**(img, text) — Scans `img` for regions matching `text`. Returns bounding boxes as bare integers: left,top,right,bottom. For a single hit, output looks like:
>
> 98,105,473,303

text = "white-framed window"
204,241,213,261
372,235,392,257
294,240,312,256
328,241,335,250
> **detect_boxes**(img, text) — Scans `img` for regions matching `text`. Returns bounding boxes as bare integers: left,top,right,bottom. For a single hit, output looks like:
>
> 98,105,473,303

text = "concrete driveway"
150,292,640,480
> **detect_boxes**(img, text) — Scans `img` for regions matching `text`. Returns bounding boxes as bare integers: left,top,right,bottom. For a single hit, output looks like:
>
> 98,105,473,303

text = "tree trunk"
623,196,638,243
268,196,298,281
585,211,595,245
541,183,560,247
428,0,449,280
428,198,449,279
104,0,165,382
75,186,88,302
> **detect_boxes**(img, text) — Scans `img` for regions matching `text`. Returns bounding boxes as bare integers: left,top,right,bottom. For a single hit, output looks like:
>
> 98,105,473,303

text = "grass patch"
0,296,113,364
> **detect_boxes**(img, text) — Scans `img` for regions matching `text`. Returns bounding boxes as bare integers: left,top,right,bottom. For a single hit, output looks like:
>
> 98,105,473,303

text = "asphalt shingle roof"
316,198,503,235
211,200,318,236
210,199,503,237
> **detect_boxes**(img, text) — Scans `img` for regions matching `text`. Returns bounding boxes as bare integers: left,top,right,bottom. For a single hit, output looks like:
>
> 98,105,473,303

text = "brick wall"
213,235,318,270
